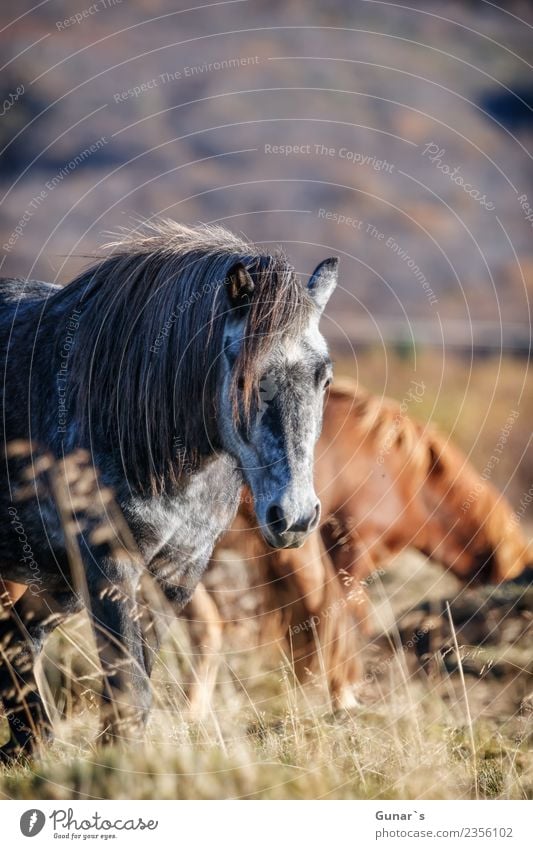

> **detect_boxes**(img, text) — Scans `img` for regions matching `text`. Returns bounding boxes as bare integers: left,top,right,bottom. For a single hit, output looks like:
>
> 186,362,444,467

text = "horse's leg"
321,517,377,637
0,587,79,762
268,531,327,614
267,532,362,709
137,574,223,721
86,565,152,745
180,583,223,720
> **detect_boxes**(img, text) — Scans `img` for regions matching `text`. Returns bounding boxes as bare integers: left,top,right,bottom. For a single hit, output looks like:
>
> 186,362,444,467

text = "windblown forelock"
48,219,312,495
230,255,314,424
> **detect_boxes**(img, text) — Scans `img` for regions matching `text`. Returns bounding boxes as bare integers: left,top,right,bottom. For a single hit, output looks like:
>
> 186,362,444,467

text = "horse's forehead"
277,314,327,365
224,312,326,368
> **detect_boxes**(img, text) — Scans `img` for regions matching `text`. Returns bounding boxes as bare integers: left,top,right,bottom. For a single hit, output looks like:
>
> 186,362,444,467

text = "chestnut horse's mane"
329,378,428,466
328,378,532,582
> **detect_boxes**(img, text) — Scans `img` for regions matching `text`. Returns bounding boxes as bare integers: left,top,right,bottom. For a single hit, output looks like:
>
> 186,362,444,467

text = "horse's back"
0,276,60,309
0,275,59,377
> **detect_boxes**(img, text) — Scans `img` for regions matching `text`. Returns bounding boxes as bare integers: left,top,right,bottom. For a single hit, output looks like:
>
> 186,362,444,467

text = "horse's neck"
126,453,242,563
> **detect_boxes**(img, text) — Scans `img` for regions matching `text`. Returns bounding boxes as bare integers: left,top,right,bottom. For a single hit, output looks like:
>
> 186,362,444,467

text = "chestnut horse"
182,380,532,713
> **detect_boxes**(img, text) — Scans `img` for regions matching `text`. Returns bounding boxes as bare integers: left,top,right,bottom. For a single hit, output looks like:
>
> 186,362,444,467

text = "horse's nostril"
266,502,320,538
288,503,321,535
266,503,288,534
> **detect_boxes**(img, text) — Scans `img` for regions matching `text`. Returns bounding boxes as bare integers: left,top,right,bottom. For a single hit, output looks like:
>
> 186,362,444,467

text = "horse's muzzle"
261,501,321,549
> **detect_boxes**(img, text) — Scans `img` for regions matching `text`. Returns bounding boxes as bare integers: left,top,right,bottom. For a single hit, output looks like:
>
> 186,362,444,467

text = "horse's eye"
315,364,332,388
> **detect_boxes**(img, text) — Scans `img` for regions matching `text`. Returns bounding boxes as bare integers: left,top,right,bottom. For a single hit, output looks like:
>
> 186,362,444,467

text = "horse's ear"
225,263,255,314
307,257,338,312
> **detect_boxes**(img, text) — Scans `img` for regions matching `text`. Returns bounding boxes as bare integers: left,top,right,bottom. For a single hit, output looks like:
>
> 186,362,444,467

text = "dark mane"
49,220,313,494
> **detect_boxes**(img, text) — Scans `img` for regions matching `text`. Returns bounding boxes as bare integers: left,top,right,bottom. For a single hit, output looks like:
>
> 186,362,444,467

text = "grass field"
1,551,531,801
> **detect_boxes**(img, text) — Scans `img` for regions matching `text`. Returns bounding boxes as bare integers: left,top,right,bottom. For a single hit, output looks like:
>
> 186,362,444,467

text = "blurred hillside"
1,0,532,498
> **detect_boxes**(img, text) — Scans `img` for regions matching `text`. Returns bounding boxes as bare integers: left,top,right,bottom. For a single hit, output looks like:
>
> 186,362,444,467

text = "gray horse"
0,220,337,760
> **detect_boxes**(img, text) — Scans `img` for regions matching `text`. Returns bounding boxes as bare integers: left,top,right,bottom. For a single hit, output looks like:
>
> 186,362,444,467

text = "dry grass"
1,553,531,801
